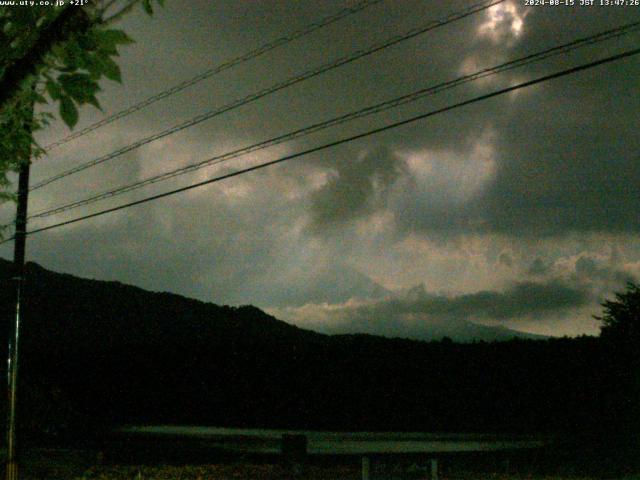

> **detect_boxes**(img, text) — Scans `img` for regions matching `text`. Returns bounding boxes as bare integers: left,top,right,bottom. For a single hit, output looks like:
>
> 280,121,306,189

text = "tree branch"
101,0,123,15
0,6,93,114
102,0,140,25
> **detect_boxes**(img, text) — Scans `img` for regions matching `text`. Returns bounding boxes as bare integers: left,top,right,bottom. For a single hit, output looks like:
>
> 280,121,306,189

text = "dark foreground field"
8,446,640,480
17,462,640,480
67,465,640,480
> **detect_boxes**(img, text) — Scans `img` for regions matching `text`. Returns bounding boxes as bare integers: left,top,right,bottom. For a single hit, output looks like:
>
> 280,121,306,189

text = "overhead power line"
2,45,636,244
31,0,505,191
26,21,640,221
42,0,385,151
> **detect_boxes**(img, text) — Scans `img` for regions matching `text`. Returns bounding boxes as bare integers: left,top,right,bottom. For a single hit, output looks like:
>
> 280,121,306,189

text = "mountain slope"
0,259,604,437
0,258,542,344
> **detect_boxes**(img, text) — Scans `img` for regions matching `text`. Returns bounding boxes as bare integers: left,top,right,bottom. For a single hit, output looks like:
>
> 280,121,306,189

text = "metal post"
5,159,31,480
430,458,438,480
361,456,370,480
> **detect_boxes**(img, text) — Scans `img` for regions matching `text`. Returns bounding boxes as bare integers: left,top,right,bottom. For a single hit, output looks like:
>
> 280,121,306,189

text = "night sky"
1,0,639,339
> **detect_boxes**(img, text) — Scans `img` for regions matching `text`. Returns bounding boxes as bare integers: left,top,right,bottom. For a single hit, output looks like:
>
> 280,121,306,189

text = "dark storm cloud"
571,254,636,296
20,164,391,308
353,279,589,324
520,253,635,307
307,146,404,233
283,277,592,340
498,252,514,268
397,280,590,321
574,256,626,282
377,4,640,240
480,92,640,237
393,78,640,239
528,257,550,276
32,1,639,246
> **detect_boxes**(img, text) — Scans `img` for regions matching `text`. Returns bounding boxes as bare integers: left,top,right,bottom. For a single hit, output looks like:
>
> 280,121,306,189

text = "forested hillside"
0,259,633,445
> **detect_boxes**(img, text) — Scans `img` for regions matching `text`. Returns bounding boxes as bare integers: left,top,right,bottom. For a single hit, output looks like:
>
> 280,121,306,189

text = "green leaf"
142,0,153,15
86,95,102,111
156,0,165,6
45,79,62,100
76,31,99,51
62,38,83,69
96,43,118,56
50,43,65,60
78,51,102,78
33,92,47,104
96,29,134,48
59,96,78,128
58,73,100,103
100,56,122,83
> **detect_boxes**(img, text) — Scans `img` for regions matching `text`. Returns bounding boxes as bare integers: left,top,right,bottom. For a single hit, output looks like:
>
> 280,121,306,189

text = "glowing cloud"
478,1,526,44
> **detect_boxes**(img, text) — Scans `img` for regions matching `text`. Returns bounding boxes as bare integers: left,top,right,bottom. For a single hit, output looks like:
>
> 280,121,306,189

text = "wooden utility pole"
5,159,30,480
4,82,34,480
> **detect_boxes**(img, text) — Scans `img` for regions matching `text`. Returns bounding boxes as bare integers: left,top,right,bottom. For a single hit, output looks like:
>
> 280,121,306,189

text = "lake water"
119,426,548,455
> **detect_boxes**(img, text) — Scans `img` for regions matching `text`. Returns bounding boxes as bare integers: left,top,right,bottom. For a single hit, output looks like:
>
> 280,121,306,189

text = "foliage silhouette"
595,282,640,442
597,282,640,344
0,1,163,203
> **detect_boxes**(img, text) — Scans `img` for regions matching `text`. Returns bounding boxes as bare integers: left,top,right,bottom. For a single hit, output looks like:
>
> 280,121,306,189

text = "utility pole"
5,121,32,480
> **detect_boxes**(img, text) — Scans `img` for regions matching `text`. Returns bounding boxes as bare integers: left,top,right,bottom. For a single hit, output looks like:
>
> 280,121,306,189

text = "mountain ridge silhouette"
0,258,605,438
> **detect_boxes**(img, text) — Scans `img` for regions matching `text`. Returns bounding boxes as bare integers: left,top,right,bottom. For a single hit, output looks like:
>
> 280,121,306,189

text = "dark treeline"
0,260,636,448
